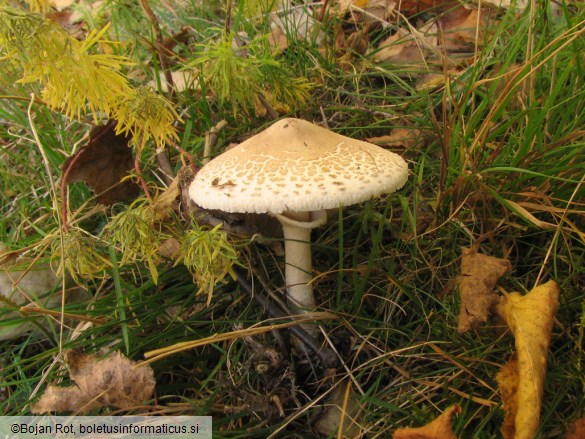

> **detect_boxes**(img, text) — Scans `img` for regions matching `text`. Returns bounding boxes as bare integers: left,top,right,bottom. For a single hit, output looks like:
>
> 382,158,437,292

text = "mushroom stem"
273,210,327,314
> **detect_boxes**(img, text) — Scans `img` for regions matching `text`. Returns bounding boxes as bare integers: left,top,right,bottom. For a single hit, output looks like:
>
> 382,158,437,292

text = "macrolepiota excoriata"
189,118,408,315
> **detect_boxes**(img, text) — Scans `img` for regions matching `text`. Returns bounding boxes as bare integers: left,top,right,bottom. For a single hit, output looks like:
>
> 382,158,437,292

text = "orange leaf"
394,404,461,438
563,416,585,439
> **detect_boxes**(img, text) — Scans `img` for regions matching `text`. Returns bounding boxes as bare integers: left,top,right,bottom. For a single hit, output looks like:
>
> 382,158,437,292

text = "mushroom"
189,118,408,315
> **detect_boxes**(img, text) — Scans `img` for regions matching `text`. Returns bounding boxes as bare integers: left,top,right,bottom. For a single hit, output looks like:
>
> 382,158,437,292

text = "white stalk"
273,210,327,314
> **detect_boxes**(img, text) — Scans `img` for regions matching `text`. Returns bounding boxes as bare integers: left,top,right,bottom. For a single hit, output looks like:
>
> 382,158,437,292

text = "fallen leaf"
151,177,180,221
316,382,364,438
31,350,155,414
158,238,181,260
495,280,560,439
367,127,423,148
394,404,461,438
62,121,140,205
438,6,497,52
344,0,397,25
1,246,59,340
374,22,438,66
563,416,585,439
457,247,511,333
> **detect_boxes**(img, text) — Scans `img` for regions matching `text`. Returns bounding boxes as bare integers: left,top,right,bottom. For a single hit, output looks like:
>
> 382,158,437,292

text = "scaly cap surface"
189,118,408,214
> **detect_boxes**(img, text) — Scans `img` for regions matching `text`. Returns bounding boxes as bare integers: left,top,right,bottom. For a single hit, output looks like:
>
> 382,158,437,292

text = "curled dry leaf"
457,247,511,333
394,404,462,439
63,121,140,205
495,280,560,439
31,350,155,414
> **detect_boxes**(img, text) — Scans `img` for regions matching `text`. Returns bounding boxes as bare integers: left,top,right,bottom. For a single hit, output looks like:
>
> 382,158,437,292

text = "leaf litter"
495,280,560,439
457,246,511,333
31,350,155,414
62,121,140,205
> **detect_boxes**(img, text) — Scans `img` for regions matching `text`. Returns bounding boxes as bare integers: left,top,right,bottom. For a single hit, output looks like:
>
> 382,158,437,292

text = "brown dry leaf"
495,280,560,439
563,416,585,439
367,127,423,149
151,177,180,221
349,0,397,24
374,22,438,66
438,6,498,52
32,350,155,414
268,21,289,53
63,122,140,205
158,238,181,260
394,404,462,439
316,382,364,438
457,247,511,333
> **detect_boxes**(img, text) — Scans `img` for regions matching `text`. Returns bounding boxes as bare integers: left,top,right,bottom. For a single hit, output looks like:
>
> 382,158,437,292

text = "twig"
168,139,197,174
203,120,228,164
256,93,279,120
135,153,153,202
317,0,329,22
233,267,339,369
155,148,174,184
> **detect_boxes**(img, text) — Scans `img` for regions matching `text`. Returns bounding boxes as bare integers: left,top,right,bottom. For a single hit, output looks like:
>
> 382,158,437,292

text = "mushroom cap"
189,118,408,214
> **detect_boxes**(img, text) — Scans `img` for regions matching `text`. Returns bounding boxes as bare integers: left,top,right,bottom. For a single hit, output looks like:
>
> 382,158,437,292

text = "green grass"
1,0,584,437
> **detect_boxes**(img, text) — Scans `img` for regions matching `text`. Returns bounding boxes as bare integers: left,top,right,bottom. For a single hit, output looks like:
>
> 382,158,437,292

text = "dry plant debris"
62,122,140,205
0,247,60,340
495,280,560,439
457,247,512,333
563,416,585,439
31,350,155,414
315,382,364,437
393,404,461,438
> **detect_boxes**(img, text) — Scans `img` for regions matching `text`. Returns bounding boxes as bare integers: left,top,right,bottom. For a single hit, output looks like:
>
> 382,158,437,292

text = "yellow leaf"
393,404,461,439
495,280,560,439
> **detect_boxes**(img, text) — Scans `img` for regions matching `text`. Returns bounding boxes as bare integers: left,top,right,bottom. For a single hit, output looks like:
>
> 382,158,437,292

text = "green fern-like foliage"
0,5,178,149
51,228,111,283
105,202,166,284
180,223,239,304
189,30,311,116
